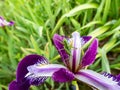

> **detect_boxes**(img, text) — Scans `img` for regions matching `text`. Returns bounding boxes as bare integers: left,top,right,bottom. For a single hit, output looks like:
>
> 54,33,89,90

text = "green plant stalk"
102,0,111,22
101,48,111,73
72,81,79,90
51,15,66,37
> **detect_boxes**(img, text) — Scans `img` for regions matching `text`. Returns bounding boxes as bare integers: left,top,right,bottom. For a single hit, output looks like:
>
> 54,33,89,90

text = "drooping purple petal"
9,80,29,90
53,34,69,65
52,68,74,82
81,38,98,67
69,32,81,72
81,36,92,45
0,16,14,27
17,54,48,82
26,64,67,85
9,81,18,90
9,54,48,90
75,70,120,90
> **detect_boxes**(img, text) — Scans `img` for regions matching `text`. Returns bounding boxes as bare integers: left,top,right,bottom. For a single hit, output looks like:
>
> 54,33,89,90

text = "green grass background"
0,0,120,90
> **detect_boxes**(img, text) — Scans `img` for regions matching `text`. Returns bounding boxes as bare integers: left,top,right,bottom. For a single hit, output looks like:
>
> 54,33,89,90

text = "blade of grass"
102,0,111,22
100,48,111,73
30,35,41,54
51,3,98,36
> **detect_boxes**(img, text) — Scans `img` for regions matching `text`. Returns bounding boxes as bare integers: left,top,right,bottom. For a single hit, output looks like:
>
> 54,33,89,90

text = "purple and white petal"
81,36,92,45
81,38,98,67
0,16,14,27
26,64,67,77
9,54,48,90
25,74,47,86
69,32,81,72
102,72,120,85
52,68,74,82
17,54,48,86
26,64,67,84
17,54,48,82
75,70,120,90
53,34,69,65
17,55,48,86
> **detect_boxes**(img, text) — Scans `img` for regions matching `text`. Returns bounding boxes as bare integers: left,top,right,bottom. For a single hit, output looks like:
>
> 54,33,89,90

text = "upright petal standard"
9,31,120,90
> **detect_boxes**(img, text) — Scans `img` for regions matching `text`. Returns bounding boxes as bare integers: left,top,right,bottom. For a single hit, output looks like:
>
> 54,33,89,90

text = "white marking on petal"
69,32,82,72
75,70,120,90
25,63,67,85
26,64,67,77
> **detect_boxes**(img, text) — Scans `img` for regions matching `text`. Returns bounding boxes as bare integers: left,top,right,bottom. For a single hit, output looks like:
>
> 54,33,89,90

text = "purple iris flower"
9,32,120,90
0,16,14,27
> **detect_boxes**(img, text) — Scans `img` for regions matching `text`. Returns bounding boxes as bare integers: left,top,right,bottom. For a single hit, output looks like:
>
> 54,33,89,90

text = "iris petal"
52,68,74,82
26,74,47,86
9,80,30,90
26,64,67,77
102,72,120,85
75,70,120,90
69,32,81,72
53,34,69,65
17,54,48,82
9,54,48,90
26,64,67,84
81,38,98,67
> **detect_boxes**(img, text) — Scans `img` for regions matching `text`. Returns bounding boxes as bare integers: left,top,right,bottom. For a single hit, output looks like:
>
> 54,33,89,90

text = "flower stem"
72,81,79,90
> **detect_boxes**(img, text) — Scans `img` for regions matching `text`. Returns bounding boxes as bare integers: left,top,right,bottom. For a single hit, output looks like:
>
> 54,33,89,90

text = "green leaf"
100,48,111,73
30,35,41,54
65,3,98,17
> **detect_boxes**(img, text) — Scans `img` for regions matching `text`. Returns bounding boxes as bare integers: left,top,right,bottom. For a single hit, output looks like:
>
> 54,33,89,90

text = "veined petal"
75,70,120,90
17,55,48,85
9,54,48,90
52,68,74,82
26,64,67,85
27,64,67,76
53,34,69,65
17,54,48,82
69,32,81,72
81,38,98,67
102,72,120,85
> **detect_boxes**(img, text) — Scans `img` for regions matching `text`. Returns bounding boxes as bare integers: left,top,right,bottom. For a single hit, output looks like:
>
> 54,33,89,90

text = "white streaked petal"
75,70,120,90
69,31,82,72
27,64,67,77
25,64,68,85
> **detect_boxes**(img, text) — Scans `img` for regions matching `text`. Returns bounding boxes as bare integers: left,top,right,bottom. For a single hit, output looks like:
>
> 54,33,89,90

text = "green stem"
51,15,66,37
72,81,79,90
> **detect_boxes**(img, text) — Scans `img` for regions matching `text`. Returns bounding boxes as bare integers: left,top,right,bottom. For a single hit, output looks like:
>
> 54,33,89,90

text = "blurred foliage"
0,0,120,90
